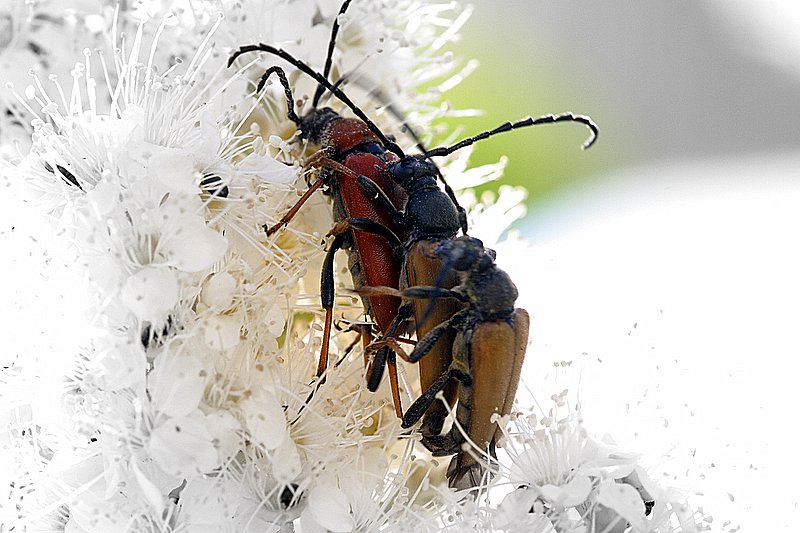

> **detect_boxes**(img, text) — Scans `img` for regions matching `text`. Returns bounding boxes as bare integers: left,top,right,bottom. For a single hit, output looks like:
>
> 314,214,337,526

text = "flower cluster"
1,1,709,532
493,405,702,532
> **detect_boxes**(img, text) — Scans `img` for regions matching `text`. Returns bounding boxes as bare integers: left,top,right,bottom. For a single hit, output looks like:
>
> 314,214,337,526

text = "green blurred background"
429,0,800,226
436,8,618,206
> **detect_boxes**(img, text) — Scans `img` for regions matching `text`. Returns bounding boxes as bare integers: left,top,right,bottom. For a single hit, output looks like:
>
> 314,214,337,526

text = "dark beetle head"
435,236,491,272
387,155,439,189
298,107,339,146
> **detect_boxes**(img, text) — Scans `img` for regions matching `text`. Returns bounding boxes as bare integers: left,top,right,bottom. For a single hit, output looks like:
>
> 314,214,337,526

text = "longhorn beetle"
228,0,597,419
391,235,529,490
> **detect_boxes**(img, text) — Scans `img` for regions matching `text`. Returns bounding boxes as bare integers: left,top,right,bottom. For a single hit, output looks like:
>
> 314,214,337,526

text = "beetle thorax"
321,117,381,153
406,186,461,241
467,266,518,320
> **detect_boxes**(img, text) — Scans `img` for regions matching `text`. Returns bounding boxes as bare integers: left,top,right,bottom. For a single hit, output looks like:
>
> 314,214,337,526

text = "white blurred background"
446,1,800,531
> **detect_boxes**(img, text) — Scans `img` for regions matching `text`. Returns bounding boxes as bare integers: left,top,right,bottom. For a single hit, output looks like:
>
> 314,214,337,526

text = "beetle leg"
318,232,347,377
366,303,412,390
353,174,405,228
385,356,403,418
359,324,374,368
345,217,402,248
326,217,400,255
400,285,468,330
365,337,407,359
304,155,407,229
401,366,471,428
446,455,488,492
305,153,357,178
357,285,403,298
406,309,470,364
401,285,463,302
421,431,462,457
265,173,327,236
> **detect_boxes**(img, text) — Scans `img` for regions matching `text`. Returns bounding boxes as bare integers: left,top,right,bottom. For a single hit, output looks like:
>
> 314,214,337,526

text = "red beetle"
228,0,459,416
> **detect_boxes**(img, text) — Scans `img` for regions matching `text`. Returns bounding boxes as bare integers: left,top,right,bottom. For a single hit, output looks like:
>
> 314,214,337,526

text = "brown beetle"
398,236,529,489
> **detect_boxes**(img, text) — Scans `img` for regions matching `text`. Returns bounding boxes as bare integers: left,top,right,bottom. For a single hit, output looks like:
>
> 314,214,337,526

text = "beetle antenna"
256,66,302,126
312,0,353,108
364,86,469,234
229,43,407,159
424,113,599,158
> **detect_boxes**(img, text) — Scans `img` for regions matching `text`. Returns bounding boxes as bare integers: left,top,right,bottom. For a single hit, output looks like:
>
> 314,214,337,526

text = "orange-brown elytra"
397,236,529,490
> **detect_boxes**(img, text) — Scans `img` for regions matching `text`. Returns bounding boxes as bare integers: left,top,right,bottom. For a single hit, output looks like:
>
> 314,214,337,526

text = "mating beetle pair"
228,0,596,489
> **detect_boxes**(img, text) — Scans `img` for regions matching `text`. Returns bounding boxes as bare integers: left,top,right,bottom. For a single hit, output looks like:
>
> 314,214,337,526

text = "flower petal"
241,390,288,450
148,145,198,193
148,411,218,477
121,267,178,323
130,460,165,514
163,219,228,273
307,481,354,533
201,272,236,310
272,438,302,484
203,312,243,351
493,488,540,530
238,151,296,184
596,479,646,532
149,354,207,418
90,335,147,390
204,410,242,461
540,474,592,507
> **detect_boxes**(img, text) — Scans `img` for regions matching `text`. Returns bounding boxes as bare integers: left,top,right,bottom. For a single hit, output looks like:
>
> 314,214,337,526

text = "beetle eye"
389,160,413,184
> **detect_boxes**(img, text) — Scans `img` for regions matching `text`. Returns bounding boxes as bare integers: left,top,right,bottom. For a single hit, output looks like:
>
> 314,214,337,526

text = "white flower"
303,478,356,532
147,411,219,478
493,409,703,532
121,266,180,323
0,1,110,152
241,387,291,450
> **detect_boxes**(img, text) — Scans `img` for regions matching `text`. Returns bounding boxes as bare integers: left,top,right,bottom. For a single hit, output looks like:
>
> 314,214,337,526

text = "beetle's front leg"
353,173,406,228
401,366,471,429
406,309,469,363
317,232,349,377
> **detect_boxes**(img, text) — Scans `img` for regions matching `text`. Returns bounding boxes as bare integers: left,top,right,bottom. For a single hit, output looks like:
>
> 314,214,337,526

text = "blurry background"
444,0,800,203
441,1,800,531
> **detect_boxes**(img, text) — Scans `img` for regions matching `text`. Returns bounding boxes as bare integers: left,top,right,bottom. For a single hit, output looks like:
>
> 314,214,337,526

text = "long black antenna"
366,86,469,234
230,40,470,235
424,113,599,158
312,0,353,108
257,66,302,126
228,43,406,158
